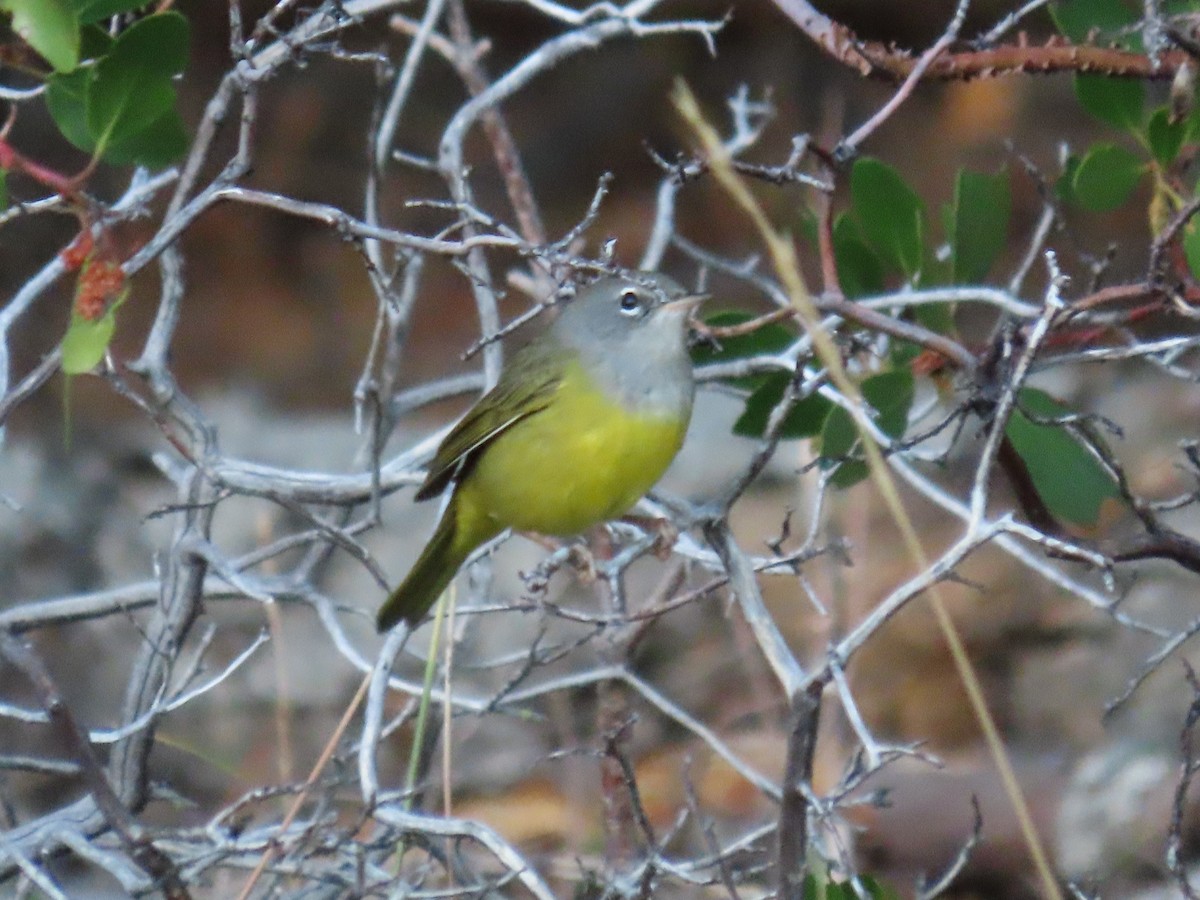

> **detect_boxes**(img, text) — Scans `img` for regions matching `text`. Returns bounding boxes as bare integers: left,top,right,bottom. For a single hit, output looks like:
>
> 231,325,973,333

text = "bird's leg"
619,514,679,560
521,532,598,584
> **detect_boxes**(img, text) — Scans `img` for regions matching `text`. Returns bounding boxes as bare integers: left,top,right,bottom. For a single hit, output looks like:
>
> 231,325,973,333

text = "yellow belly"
456,360,688,537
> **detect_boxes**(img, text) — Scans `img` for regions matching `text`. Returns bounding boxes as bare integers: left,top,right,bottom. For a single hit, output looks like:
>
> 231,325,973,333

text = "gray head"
551,271,703,415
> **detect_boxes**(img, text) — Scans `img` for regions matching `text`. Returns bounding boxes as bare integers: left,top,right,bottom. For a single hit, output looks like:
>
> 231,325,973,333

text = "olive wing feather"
414,345,564,500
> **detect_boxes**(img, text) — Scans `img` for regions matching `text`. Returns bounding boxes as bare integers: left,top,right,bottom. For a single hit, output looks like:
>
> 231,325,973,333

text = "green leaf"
85,12,188,162
818,401,855,462
46,68,93,151
832,213,885,298
61,306,117,374
78,22,114,59
827,458,868,489
950,167,1010,283
916,245,953,290
913,301,955,335
859,874,900,900
1185,102,1200,144
100,106,187,167
1146,107,1187,166
1070,143,1143,211
0,168,7,210
1074,73,1144,131
864,370,914,440
1183,219,1200,281
2,0,80,72
1050,0,1138,45
88,74,174,152
69,0,150,26
733,371,833,439
690,311,797,390
101,10,187,77
1005,388,1120,526
1055,154,1081,206
851,157,925,279
889,339,922,368
46,14,188,166
793,203,819,246
820,370,914,488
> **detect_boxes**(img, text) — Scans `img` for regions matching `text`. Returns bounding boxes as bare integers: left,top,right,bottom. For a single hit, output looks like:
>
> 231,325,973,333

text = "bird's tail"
376,496,493,631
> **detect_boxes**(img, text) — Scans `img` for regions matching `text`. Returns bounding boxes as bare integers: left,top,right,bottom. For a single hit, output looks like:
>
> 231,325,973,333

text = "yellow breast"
456,358,689,537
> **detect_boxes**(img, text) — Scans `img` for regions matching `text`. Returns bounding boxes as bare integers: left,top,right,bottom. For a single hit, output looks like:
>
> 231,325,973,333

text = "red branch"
771,0,1187,81
859,39,1188,82
0,136,81,197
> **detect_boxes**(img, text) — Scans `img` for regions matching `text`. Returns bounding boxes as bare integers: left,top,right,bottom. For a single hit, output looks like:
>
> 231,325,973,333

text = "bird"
376,271,703,631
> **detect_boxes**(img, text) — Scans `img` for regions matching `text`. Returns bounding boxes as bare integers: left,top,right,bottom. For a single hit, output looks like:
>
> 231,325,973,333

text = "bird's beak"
662,292,708,316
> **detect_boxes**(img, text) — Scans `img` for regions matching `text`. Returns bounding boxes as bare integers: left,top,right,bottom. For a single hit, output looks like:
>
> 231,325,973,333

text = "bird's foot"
566,543,598,583
621,514,680,560
521,534,598,586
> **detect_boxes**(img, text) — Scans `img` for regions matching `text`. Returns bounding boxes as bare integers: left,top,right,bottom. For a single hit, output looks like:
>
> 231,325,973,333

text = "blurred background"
3,1,1198,897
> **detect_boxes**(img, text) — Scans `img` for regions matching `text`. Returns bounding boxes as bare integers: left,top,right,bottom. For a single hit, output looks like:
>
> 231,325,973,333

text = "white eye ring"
619,289,641,315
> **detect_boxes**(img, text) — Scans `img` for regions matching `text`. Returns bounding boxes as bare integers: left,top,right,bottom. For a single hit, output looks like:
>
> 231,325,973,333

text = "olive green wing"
415,345,564,500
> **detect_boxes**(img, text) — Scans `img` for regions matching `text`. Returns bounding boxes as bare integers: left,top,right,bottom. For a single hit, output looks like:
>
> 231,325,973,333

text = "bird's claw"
621,514,679,560
648,518,679,560
566,543,598,583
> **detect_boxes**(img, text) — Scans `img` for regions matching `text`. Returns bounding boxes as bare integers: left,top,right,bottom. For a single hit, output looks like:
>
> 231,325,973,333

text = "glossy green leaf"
820,370,914,488
1074,73,1144,131
1147,107,1187,166
87,13,187,154
950,167,1010,283
45,13,187,166
84,12,188,163
1050,0,1138,45
851,157,925,279
832,213,885,298
733,371,833,440
70,0,150,26
1004,388,1121,526
2,0,79,72
61,307,117,374
1070,143,1143,211
45,69,93,151
0,168,7,210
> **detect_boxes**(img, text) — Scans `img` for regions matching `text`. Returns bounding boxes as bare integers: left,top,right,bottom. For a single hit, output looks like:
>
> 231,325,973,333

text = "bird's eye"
619,289,641,315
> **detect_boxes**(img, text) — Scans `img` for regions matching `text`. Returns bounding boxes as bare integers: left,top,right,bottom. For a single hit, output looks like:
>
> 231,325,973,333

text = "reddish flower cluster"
59,230,94,271
75,259,124,321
